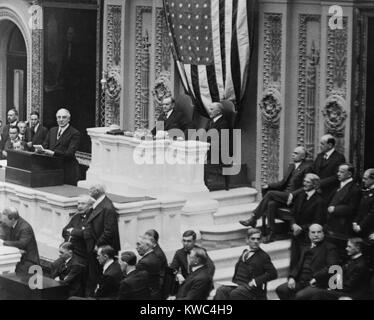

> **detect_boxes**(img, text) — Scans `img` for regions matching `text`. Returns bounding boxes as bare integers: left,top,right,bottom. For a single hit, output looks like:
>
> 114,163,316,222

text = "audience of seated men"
17,121,31,146
170,230,215,293
289,173,326,269
144,229,168,298
353,168,374,240
0,207,40,275
168,247,213,300
276,224,339,300
117,251,150,300
325,164,360,254
136,235,162,300
50,242,85,297
214,228,277,300
1,126,27,159
311,238,370,300
0,107,19,154
313,134,346,199
240,146,313,243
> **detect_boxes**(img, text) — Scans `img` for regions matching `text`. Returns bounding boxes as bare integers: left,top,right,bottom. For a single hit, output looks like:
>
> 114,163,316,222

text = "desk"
0,273,68,300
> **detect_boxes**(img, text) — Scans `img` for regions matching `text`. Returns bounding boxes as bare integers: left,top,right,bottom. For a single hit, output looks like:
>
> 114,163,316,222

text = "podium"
5,150,64,188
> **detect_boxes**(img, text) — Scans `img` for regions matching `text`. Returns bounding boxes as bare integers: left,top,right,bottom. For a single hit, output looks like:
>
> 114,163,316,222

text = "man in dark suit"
276,224,339,300
151,96,193,139
353,168,374,239
27,111,48,150
0,207,40,275
144,229,168,297
2,126,27,158
62,194,94,263
136,235,162,300
50,242,85,297
240,146,313,242
117,251,150,300
0,107,19,153
289,173,326,268
42,108,80,185
168,247,213,300
312,134,346,199
93,245,123,299
83,184,120,295
170,230,215,284
214,228,277,300
311,238,370,300
325,164,360,239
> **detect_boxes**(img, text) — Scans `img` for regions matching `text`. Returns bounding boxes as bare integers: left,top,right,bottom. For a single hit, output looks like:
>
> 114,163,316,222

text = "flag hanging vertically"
163,0,257,117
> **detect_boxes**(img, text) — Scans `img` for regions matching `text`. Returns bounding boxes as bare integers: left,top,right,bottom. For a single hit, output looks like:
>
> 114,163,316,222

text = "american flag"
164,0,257,116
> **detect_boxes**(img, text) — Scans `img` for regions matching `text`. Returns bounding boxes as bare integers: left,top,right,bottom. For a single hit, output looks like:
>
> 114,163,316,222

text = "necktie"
57,128,62,140
243,250,254,262
323,153,328,160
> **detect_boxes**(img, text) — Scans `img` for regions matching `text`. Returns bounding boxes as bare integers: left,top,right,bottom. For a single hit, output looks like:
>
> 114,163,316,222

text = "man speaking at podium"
41,108,81,186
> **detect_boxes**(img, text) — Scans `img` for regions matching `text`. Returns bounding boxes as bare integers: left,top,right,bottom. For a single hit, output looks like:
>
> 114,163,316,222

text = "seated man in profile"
214,228,277,300
1,126,26,159
151,96,193,139
0,207,40,275
168,247,213,300
50,242,86,297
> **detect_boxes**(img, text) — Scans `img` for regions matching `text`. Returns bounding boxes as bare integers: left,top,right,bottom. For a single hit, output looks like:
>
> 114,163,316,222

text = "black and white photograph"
0,0,373,307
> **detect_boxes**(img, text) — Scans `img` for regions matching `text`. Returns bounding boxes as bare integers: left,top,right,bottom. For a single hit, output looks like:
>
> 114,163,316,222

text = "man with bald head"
42,108,81,185
276,224,339,300
240,146,313,243
0,207,40,275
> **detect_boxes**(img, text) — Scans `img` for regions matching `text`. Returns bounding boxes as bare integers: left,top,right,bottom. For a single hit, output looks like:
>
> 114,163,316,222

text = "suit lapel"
164,110,177,130
87,201,104,223
54,126,70,148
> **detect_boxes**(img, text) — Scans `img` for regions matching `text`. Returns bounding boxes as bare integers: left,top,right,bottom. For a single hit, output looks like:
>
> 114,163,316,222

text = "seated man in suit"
215,228,277,300
93,245,123,299
167,247,213,300
151,96,193,139
50,242,85,297
276,224,339,300
117,251,150,300
313,134,346,199
240,146,313,243
353,168,374,240
0,107,19,154
136,235,162,300
27,111,49,150
0,207,40,275
144,229,168,298
170,230,215,288
42,108,80,185
17,121,31,146
325,164,360,240
62,194,95,264
289,173,326,268
1,126,27,158
311,238,370,300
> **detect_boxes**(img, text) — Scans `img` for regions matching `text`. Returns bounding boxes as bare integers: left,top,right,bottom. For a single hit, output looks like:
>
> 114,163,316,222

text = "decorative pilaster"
260,13,282,185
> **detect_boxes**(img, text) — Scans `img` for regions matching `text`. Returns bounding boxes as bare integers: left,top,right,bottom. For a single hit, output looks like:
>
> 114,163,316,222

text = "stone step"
209,187,257,207
208,240,291,271
213,202,259,225
200,219,286,242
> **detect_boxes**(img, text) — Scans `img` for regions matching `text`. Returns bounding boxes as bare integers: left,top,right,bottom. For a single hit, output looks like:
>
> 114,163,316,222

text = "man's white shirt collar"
325,148,335,159
306,189,316,200
58,123,70,136
352,253,362,260
103,259,114,273
191,265,204,273
93,194,106,209
340,177,353,189
33,123,40,133
166,109,173,119
10,120,18,127
213,114,223,123
294,162,301,170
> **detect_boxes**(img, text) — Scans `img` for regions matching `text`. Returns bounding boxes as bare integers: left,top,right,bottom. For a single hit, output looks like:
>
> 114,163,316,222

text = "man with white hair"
42,108,81,185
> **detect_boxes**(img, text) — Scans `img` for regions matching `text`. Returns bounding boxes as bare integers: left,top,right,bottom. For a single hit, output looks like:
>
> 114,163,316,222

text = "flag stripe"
211,0,224,100
198,65,212,107
206,64,220,102
224,0,234,99
231,0,241,103
176,61,190,95
191,65,207,116
184,64,196,99
237,0,250,97
219,0,226,87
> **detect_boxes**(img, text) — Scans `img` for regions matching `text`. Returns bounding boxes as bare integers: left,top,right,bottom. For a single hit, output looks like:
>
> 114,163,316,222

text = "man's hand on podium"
43,149,55,156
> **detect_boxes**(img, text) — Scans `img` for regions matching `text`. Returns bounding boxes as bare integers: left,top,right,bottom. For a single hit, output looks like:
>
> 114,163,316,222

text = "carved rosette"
323,94,347,138
105,5,122,126
297,15,320,159
261,13,282,185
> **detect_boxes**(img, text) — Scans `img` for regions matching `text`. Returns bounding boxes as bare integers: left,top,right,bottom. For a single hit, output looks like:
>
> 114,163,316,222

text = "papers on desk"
33,145,44,152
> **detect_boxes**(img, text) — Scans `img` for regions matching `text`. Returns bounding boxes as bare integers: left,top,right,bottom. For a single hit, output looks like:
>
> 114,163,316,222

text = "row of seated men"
240,134,374,251
0,198,373,299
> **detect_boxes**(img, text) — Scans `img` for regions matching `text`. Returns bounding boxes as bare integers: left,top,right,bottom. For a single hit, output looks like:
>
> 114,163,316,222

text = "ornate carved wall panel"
134,6,152,130
31,29,43,114
324,17,348,154
297,15,321,159
104,4,122,126
260,13,282,185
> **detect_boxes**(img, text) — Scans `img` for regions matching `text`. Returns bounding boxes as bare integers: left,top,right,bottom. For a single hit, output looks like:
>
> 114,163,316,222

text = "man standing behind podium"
0,207,40,275
27,111,48,150
42,108,80,186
